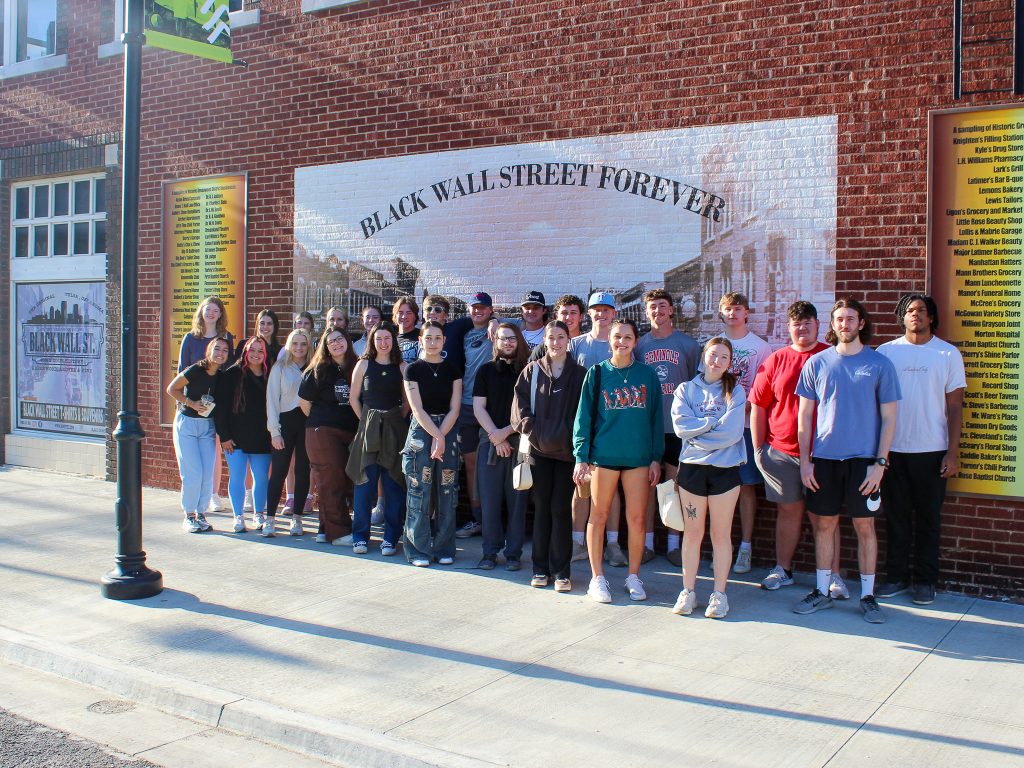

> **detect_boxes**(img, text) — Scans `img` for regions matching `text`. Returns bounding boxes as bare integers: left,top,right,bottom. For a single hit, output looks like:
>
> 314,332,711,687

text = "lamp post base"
100,567,163,600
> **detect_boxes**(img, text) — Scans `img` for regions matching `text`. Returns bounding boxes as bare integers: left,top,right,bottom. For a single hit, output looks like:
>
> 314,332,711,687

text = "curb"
0,625,496,768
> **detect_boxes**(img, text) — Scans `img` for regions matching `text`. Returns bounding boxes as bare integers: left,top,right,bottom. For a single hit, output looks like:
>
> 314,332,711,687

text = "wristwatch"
874,457,889,468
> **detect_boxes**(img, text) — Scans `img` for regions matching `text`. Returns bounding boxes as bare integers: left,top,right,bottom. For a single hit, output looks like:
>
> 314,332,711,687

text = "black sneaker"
477,556,497,571
793,589,833,615
505,558,522,572
861,595,886,624
911,583,935,605
875,580,910,598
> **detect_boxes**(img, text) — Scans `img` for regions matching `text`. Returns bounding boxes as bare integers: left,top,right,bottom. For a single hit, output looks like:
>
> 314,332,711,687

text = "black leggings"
530,455,575,580
266,408,310,517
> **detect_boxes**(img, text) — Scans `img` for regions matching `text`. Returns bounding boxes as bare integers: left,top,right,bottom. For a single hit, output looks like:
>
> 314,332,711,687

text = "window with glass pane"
93,178,106,213
94,221,106,255
33,224,48,257
16,0,58,62
14,187,29,220
54,182,69,216
53,223,68,255
14,227,29,258
73,221,90,255
33,184,49,217
74,180,90,215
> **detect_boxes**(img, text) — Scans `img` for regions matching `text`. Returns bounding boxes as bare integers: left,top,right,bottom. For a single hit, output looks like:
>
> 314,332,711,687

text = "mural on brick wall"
294,117,837,346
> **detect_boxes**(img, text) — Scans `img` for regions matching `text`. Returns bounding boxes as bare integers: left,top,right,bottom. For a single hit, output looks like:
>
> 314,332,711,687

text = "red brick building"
1,0,1021,598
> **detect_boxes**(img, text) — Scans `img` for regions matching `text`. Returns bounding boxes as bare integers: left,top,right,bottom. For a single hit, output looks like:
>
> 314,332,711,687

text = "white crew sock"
860,574,875,598
667,533,681,550
739,541,752,552
606,531,619,544
816,569,832,595
645,532,654,548
572,531,585,545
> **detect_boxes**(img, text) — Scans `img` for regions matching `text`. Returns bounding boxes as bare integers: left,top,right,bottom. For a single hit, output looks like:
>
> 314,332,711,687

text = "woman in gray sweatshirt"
670,336,747,619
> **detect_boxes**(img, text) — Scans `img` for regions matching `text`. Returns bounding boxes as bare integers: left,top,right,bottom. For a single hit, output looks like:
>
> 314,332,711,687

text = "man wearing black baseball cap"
517,290,547,350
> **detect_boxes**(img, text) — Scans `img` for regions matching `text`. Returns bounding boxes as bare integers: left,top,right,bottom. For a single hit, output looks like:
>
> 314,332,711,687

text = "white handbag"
656,479,685,531
512,365,539,491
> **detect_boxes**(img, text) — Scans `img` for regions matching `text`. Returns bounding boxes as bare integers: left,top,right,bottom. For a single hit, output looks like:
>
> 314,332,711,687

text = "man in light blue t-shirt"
794,297,900,625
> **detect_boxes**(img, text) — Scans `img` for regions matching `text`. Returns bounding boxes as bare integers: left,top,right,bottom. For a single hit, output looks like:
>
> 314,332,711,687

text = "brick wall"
1,0,1022,598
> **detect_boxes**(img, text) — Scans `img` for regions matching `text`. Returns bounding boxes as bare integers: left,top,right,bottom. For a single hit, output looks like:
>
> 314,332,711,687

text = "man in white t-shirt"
517,290,547,350
876,294,965,606
717,292,772,574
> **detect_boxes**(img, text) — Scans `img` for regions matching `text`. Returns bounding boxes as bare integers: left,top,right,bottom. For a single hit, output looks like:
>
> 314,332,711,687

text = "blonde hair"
284,329,311,366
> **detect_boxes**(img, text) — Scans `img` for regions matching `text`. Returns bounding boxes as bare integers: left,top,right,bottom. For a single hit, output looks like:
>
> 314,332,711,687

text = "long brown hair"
309,328,358,384
703,336,738,403
196,337,231,371
227,337,268,413
492,322,529,374
190,296,229,337
362,322,403,365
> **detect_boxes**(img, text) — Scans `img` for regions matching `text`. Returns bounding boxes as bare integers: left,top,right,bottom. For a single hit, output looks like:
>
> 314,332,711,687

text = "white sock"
572,531,585,545
644,532,654,548
285,494,294,502
606,531,619,544
861,574,875,598
816,569,832,595
667,533,681,550
739,541,752,552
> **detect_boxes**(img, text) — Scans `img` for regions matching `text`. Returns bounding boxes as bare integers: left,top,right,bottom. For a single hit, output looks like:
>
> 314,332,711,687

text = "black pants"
530,455,575,580
881,450,946,585
266,408,310,518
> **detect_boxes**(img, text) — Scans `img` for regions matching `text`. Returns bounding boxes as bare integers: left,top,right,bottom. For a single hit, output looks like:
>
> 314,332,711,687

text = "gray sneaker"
761,565,794,591
182,514,202,534
861,595,886,623
571,541,589,562
194,513,213,532
666,548,682,567
733,547,752,574
455,521,481,539
793,589,833,615
911,583,936,605
641,547,656,565
604,541,628,567
232,516,246,533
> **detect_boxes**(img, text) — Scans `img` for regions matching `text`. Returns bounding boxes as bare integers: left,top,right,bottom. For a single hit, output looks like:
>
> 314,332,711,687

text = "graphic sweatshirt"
671,375,747,467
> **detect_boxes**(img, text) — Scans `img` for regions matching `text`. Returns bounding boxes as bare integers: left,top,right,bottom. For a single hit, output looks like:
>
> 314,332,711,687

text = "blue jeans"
403,417,460,562
224,449,272,515
476,433,527,559
172,412,217,515
353,463,405,546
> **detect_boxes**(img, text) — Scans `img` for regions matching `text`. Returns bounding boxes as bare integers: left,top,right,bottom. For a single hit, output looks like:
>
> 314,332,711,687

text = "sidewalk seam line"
820,597,978,767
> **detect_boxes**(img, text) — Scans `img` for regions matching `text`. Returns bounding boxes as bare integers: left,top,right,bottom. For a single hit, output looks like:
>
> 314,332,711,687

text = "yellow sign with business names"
144,0,232,64
930,105,1024,499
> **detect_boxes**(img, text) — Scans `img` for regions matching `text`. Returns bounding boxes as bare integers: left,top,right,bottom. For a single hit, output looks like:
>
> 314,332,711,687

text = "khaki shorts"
754,444,805,504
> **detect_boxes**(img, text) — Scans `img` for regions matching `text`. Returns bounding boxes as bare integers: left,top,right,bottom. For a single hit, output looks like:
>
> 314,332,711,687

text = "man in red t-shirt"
750,301,846,596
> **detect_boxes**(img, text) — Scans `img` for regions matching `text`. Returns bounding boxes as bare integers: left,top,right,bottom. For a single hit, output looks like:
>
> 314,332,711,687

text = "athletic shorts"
754,444,804,504
456,403,479,452
805,457,879,518
661,434,683,465
677,463,742,497
738,429,763,485
592,463,644,472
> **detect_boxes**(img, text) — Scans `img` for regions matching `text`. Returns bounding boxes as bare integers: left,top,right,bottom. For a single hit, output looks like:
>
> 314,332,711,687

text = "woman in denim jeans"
401,321,463,567
166,337,231,533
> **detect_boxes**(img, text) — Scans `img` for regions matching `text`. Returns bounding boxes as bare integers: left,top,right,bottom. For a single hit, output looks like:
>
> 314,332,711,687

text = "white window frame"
0,0,67,79
303,0,365,11
10,173,108,283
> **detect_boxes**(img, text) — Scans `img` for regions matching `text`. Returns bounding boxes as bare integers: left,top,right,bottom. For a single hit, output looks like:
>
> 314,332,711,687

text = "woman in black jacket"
215,336,274,536
511,321,585,593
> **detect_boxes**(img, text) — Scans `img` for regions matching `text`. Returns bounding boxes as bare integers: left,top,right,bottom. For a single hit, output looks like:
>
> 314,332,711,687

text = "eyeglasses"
425,306,446,313
496,336,518,343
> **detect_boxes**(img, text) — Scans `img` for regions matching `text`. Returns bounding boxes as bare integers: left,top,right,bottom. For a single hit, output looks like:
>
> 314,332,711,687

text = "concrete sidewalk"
0,465,1022,767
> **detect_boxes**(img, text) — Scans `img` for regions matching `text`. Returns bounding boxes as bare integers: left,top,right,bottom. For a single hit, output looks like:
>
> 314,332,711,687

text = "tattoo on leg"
686,503,697,520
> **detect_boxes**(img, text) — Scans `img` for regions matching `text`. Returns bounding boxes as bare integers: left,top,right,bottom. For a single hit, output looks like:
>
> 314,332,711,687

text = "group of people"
166,286,965,625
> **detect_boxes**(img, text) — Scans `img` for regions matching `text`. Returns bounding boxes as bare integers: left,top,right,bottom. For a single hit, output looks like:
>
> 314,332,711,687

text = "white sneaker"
288,517,303,536
252,512,266,530
829,573,850,600
333,533,353,546
260,518,275,537
281,497,294,515
733,547,752,574
672,588,696,615
353,541,368,554
182,514,202,534
315,533,328,544
232,516,246,533
437,556,454,565
194,513,213,532
208,494,226,513
380,541,397,557
705,591,729,619
587,576,612,603
243,489,254,513
624,574,647,601
571,541,588,562
761,565,794,591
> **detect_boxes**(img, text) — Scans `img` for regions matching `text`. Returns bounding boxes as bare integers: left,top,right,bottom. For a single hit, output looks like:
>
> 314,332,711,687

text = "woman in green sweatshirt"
573,318,663,604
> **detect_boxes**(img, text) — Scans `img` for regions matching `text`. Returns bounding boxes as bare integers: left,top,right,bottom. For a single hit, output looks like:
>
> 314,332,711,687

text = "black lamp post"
101,0,163,600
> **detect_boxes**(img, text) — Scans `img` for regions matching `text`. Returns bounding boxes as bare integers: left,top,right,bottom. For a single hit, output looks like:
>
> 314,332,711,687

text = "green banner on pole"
144,0,232,63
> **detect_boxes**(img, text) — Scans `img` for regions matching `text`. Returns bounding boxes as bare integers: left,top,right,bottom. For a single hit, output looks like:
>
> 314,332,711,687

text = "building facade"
1,0,1021,597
